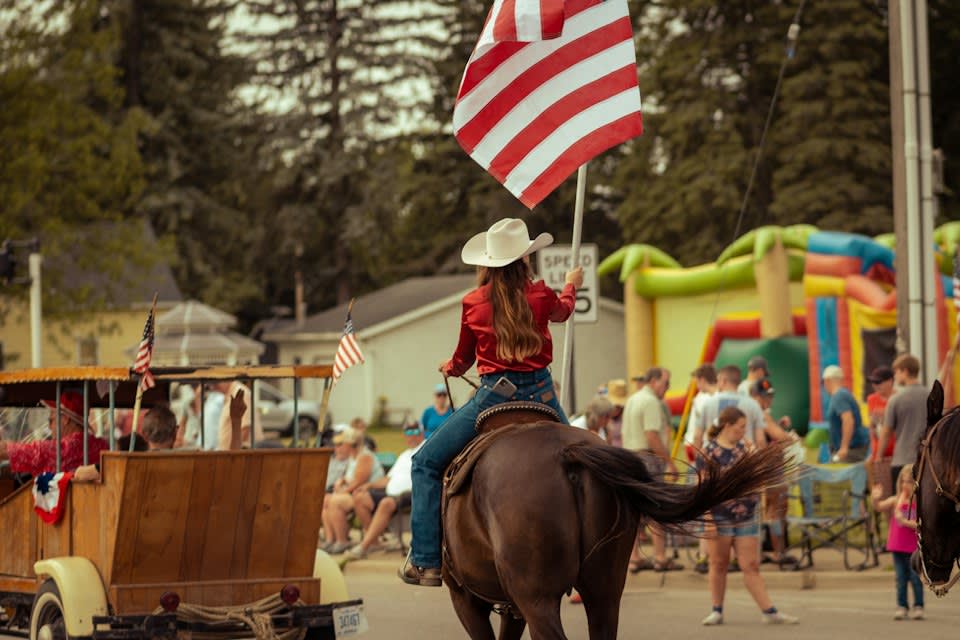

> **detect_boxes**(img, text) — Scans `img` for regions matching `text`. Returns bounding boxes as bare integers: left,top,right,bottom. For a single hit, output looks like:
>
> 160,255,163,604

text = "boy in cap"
738,356,769,396
750,378,799,566
866,366,896,494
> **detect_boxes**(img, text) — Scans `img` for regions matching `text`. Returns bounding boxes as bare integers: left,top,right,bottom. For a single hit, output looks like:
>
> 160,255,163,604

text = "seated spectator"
320,426,385,554
570,395,614,441
326,427,352,492
0,391,108,476
351,417,377,452
344,422,425,559
141,406,180,450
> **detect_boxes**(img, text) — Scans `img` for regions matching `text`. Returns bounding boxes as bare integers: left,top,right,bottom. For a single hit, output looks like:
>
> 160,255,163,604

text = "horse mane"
933,407,960,486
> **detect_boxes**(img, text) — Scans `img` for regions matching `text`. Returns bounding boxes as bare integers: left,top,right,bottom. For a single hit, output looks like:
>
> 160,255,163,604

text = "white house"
262,275,627,425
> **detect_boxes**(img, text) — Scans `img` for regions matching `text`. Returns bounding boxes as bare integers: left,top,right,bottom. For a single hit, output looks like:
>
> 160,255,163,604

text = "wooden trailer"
0,366,363,640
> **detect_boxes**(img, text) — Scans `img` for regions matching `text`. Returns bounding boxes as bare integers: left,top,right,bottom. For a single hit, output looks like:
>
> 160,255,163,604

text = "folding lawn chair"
784,461,880,571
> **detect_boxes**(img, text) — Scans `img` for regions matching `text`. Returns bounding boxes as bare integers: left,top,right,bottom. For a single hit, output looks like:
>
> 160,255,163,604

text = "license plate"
333,604,368,638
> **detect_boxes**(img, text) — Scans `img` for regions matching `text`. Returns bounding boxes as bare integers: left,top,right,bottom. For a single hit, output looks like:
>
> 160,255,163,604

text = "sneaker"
343,544,367,561
893,608,908,621
761,611,799,625
326,541,353,555
694,559,709,575
910,607,924,620
398,559,442,587
702,611,723,626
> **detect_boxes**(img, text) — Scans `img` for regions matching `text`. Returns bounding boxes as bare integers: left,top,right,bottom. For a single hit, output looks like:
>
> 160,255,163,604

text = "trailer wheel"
30,580,70,640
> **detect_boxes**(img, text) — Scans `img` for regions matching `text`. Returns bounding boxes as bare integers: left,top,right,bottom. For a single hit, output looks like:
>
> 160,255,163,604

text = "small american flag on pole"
453,0,643,208
332,305,364,382
132,305,156,391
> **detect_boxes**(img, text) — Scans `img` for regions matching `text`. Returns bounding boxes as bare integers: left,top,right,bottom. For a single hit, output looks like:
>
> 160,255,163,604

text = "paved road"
344,566,960,639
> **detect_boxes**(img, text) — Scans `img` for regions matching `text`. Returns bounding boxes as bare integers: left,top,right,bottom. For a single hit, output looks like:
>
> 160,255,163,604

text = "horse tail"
560,441,791,527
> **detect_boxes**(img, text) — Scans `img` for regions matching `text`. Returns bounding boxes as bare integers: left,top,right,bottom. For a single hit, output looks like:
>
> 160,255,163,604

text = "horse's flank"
441,423,792,638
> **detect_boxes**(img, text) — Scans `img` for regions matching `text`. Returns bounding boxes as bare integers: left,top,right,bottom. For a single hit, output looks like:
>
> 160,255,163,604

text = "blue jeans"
409,368,568,568
893,551,924,609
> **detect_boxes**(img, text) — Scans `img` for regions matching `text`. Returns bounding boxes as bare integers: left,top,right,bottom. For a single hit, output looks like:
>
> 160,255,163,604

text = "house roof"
158,300,236,333
267,274,476,338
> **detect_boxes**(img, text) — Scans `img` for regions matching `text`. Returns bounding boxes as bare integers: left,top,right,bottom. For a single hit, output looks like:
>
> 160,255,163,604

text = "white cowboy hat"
461,218,554,267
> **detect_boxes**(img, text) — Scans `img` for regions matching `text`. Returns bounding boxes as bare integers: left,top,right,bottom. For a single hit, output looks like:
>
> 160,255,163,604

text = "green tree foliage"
768,1,891,234
612,1,891,265
113,0,264,313
930,0,960,220
0,0,148,312
236,0,449,311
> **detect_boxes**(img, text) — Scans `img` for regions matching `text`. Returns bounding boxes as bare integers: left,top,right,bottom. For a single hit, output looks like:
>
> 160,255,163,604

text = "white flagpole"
559,163,587,415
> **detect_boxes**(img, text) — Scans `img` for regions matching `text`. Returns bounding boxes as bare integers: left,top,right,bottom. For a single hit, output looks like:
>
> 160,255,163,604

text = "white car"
256,381,320,438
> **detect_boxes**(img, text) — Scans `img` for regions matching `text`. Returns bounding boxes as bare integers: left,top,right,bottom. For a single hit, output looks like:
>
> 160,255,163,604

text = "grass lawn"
369,425,408,455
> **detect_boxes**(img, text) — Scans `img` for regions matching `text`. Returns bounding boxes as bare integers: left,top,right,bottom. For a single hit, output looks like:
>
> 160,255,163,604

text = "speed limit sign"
537,244,599,323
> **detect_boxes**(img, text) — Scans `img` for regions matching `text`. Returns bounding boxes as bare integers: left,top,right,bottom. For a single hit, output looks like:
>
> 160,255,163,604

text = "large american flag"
332,309,364,382
453,0,643,208
132,307,156,391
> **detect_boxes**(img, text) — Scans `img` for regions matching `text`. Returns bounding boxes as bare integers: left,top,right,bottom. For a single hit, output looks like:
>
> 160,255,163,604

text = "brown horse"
442,422,790,639
912,380,960,596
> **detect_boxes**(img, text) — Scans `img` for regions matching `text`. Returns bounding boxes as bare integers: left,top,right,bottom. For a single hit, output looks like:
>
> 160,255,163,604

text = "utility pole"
29,251,42,367
890,0,938,384
889,0,908,355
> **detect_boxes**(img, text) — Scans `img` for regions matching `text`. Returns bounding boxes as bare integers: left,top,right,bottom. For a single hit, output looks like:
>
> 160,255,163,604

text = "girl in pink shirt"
871,464,924,620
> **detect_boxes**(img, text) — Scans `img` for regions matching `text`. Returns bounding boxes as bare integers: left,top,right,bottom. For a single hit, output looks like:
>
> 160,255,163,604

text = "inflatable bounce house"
598,223,960,445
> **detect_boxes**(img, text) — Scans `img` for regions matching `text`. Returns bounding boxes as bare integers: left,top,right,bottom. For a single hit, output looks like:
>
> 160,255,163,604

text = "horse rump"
560,440,793,530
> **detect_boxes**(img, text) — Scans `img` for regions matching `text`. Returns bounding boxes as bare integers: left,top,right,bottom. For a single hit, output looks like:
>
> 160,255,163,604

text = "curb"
335,553,893,591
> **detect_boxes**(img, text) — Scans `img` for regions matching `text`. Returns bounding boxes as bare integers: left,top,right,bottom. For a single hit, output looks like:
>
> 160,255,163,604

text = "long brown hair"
707,406,745,440
478,259,542,362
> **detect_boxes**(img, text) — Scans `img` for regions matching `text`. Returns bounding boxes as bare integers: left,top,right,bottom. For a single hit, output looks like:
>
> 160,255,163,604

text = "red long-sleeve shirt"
7,432,109,476
444,280,576,377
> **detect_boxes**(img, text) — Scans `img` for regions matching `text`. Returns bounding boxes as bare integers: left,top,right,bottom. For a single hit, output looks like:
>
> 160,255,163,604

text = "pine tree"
611,1,892,265
0,0,148,312
234,0,449,310
768,0,891,234
114,0,264,314
929,0,960,221
610,2,788,265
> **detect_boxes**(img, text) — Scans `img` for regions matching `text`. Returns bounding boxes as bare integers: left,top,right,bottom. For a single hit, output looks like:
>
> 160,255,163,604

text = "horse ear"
928,380,945,426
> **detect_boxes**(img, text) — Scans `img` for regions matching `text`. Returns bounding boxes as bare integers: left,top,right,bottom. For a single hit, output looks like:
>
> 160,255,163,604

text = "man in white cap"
822,365,870,462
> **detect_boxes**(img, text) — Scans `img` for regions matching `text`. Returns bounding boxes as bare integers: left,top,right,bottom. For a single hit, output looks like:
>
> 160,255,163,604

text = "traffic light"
0,241,15,284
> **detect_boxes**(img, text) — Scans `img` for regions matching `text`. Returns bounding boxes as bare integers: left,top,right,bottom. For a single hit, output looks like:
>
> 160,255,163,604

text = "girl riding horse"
399,218,582,586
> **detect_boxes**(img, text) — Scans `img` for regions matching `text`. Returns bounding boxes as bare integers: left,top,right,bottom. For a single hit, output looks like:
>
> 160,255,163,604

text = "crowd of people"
0,215,935,626
560,350,932,623
0,382,255,482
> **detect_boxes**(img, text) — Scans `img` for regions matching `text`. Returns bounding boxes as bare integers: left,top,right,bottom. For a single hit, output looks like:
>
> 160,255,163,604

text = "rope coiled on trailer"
152,593,305,640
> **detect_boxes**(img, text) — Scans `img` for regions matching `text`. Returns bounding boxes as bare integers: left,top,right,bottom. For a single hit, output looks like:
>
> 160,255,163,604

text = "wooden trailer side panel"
0,486,38,579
